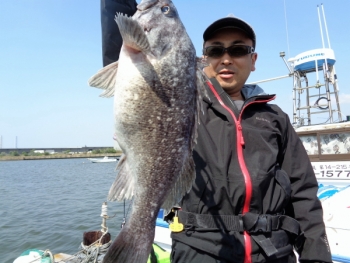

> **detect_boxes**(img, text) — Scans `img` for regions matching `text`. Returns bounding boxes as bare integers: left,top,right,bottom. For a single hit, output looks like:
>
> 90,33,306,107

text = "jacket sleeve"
100,0,137,66
279,114,332,263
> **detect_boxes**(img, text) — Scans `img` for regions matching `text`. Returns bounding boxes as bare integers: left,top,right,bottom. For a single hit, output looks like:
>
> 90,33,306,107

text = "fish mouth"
143,26,152,33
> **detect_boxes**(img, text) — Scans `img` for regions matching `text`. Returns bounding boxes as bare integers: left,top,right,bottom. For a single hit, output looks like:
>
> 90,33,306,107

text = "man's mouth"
218,70,234,79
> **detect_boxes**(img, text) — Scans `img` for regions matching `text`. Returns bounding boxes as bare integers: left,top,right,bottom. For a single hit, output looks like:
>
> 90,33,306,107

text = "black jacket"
172,79,332,263
101,0,137,66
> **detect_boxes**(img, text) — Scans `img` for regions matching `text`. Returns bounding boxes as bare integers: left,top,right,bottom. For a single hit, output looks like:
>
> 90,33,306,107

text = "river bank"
0,152,122,161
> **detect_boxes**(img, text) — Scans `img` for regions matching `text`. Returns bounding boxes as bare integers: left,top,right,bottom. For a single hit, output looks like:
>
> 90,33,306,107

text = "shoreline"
0,153,122,161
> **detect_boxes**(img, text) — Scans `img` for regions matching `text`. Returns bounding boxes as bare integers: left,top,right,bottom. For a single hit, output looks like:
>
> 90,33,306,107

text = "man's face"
203,28,257,97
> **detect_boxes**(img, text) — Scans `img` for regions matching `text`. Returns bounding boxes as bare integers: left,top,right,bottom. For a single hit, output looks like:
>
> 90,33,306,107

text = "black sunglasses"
203,45,255,58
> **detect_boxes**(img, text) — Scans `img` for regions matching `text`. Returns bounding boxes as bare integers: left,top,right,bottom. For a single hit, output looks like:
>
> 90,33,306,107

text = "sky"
1,0,350,149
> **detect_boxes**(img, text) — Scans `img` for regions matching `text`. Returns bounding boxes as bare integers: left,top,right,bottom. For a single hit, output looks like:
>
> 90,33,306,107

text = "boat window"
320,132,350,155
299,134,319,155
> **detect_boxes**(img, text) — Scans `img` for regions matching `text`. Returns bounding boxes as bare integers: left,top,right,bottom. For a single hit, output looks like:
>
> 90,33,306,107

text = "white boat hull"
315,163,350,262
87,156,117,163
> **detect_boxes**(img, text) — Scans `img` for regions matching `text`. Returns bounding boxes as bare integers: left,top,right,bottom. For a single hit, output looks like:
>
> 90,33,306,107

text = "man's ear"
251,53,258,72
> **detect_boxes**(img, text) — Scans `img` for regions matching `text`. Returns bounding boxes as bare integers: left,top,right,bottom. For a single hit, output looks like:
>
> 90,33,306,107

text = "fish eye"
161,6,170,14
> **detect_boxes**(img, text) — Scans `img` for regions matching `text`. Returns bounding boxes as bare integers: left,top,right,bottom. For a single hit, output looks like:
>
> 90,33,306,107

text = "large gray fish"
88,0,205,262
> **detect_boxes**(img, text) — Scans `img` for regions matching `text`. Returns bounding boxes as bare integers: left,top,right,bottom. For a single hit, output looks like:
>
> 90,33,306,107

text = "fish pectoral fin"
88,61,118,98
115,13,150,53
162,156,196,210
108,154,135,201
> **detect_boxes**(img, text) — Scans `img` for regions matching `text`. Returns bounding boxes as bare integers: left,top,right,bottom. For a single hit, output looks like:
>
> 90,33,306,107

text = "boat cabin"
296,122,350,162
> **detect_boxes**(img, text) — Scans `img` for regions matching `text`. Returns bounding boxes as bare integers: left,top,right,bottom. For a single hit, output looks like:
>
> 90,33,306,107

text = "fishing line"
121,199,133,228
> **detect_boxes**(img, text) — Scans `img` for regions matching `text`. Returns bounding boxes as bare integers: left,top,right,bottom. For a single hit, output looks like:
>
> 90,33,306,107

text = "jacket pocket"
262,168,292,213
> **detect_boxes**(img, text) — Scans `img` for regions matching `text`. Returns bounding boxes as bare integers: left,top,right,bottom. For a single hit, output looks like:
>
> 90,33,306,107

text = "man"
170,17,332,263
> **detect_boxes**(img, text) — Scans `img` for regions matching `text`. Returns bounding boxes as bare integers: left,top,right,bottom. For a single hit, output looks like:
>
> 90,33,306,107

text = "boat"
294,122,350,263
87,156,118,163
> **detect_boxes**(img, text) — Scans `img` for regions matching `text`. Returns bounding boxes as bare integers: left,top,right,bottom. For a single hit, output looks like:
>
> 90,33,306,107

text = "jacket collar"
241,84,267,99
204,77,275,104
203,78,276,119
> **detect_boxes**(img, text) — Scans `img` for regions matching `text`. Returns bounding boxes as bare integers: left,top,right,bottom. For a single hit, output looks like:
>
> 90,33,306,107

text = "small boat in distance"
87,156,118,163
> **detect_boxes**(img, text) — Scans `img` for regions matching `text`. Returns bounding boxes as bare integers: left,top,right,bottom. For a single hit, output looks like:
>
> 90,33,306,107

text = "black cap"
203,17,256,48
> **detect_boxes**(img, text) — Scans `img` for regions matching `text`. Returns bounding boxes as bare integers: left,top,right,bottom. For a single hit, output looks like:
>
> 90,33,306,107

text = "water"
0,158,127,263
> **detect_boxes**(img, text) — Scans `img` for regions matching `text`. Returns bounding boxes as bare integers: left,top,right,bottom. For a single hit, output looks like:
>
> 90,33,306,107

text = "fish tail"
102,224,154,263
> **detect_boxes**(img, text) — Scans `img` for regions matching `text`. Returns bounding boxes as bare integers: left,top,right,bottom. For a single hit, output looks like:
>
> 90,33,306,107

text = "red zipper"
206,81,275,263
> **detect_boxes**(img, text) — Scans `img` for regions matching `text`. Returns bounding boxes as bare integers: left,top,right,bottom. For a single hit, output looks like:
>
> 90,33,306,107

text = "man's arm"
280,115,332,263
100,0,137,66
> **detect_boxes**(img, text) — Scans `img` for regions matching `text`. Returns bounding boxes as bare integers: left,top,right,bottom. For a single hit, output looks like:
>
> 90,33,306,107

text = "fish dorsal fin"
88,61,118,98
115,13,150,53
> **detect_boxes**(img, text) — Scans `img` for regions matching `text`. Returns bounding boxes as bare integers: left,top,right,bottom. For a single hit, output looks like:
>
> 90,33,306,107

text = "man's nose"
221,52,233,65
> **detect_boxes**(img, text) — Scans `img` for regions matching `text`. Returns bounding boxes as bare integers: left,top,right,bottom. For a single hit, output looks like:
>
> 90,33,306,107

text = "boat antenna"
317,5,326,49
320,3,342,121
321,3,332,48
317,4,329,74
283,0,291,58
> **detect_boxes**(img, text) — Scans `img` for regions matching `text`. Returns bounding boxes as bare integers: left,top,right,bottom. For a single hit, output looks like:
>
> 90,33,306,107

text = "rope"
80,241,111,263
80,230,111,263
43,250,54,263
314,96,329,110
54,232,112,263
49,201,135,262
100,203,108,217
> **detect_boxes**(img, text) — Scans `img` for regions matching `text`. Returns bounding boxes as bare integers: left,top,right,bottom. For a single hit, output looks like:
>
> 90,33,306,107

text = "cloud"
339,94,350,105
